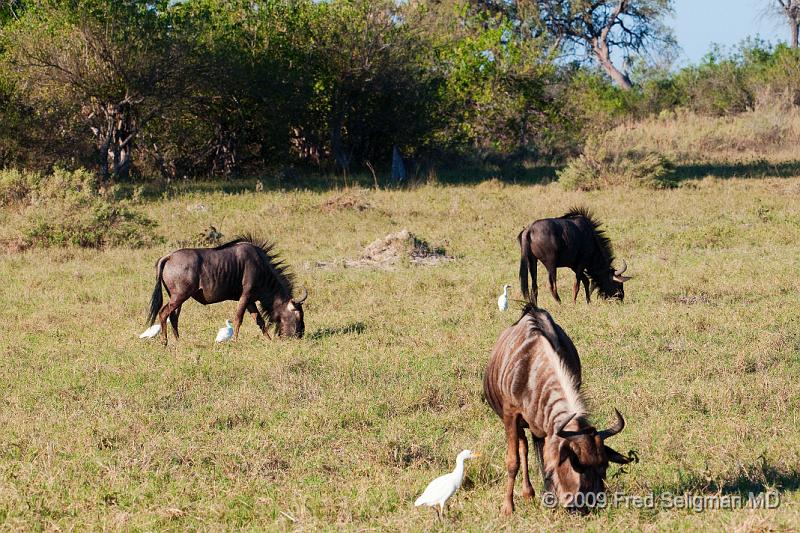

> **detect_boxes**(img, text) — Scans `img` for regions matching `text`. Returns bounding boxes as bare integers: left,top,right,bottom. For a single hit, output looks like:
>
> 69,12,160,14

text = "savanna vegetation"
2,172,800,530
1,0,799,188
2,0,800,531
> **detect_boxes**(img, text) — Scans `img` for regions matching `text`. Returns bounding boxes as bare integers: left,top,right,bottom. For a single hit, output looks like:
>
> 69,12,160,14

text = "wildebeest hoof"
501,501,514,516
522,488,535,500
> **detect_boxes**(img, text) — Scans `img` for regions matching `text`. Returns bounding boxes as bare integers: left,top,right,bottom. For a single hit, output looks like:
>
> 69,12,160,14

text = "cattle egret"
139,318,169,339
497,284,511,311
415,449,481,519
216,320,234,343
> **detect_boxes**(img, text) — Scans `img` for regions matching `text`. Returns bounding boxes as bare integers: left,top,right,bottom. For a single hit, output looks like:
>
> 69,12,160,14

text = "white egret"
497,284,511,311
215,319,234,343
139,318,169,339
415,449,480,519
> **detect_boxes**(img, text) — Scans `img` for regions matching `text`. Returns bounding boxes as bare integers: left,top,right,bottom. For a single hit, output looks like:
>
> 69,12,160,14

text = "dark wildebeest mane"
559,207,617,292
560,207,615,265
515,303,583,389
217,234,296,318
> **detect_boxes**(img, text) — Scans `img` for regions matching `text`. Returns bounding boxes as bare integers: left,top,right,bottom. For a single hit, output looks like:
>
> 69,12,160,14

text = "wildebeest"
483,305,634,514
145,235,307,344
518,207,631,305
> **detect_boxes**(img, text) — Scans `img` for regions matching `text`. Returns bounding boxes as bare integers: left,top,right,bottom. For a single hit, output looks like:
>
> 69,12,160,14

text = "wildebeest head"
271,288,307,338
592,260,632,301
544,410,634,511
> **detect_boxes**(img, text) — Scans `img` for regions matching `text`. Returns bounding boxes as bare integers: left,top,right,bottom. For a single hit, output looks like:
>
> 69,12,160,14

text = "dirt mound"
320,190,371,213
311,229,452,270
359,229,451,267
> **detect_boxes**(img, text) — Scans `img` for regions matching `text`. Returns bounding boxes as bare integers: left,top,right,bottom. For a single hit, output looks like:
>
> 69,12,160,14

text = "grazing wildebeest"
483,305,634,515
145,235,307,344
518,207,631,306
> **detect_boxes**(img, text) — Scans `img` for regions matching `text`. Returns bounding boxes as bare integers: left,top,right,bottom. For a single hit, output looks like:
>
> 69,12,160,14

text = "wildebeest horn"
292,288,308,304
598,409,625,440
614,259,627,276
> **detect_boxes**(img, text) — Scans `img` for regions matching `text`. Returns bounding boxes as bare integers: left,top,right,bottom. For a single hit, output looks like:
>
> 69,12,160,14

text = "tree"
538,0,674,90
306,0,442,175
772,1,800,48
3,1,197,180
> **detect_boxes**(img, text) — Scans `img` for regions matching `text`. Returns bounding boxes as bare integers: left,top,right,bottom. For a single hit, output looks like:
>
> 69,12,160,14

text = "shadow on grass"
672,160,800,183
307,322,367,340
120,164,559,200
654,456,800,498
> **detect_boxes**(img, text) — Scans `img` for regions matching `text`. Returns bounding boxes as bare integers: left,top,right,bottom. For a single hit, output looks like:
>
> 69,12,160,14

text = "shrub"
0,168,161,249
0,168,42,207
558,138,676,191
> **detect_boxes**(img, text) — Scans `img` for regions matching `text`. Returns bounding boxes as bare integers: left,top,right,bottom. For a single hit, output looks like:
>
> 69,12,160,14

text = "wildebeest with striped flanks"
483,305,635,515
518,207,631,305
145,235,307,344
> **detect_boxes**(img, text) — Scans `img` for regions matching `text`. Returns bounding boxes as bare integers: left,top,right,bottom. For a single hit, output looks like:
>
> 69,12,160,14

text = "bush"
558,138,676,191
0,168,161,249
0,168,42,207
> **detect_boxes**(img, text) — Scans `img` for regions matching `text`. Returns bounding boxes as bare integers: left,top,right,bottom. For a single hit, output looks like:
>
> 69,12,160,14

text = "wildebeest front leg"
233,296,250,340
572,268,589,304
533,436,546,488
572,272,581,304
502,415,520,516
580,272,591,303
518,428,535,501
246,303,271,339
547,267,561,303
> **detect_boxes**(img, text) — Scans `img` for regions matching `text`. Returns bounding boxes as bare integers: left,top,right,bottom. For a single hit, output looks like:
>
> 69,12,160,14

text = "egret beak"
471,452,482,458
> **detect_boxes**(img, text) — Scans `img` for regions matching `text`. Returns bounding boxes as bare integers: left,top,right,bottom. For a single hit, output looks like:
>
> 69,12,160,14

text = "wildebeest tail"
518,227,535,301
146,256,168,326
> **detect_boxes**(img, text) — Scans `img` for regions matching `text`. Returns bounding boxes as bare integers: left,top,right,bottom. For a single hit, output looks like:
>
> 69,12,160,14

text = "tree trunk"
593,43,633,90
792,22,799,48
329,108,350,176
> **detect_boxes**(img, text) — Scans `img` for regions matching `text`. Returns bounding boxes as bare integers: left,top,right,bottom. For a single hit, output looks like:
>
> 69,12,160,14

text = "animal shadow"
307,322,367,340
656,456,800,498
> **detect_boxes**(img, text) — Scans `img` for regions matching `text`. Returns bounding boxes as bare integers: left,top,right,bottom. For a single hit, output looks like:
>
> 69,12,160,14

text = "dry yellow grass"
598,107,800,164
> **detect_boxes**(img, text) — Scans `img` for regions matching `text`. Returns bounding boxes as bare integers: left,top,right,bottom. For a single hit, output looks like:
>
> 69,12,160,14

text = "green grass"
2,176,800,531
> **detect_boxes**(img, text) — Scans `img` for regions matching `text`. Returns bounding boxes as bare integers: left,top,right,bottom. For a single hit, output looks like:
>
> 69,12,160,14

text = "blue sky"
670,0,782,65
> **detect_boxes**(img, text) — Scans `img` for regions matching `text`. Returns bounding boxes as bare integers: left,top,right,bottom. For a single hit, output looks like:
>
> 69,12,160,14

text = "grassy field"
1,174,800,531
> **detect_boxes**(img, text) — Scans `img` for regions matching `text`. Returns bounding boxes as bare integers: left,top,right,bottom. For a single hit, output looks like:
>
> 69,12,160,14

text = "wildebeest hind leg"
169,306,181,338
158,297,185,345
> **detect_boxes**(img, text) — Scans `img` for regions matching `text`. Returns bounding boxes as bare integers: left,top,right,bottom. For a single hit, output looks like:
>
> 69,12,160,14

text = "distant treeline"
0,0,798,181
